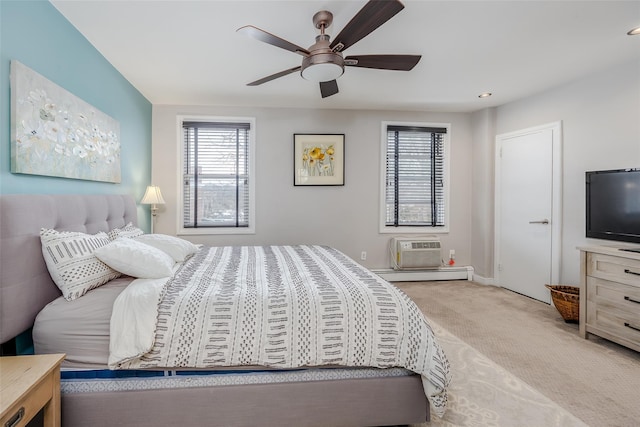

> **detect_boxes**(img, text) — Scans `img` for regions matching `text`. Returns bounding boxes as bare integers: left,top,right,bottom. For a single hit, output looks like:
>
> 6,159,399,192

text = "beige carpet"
412,319,586,427
396,281,640,427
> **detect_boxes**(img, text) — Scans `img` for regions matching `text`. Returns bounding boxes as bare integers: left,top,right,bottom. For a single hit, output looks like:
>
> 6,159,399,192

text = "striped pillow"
40,228,121,301
108,222,144,241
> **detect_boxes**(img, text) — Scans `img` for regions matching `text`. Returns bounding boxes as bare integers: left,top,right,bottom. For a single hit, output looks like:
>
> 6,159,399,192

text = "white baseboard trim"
372,266,474,282
471,274,494,286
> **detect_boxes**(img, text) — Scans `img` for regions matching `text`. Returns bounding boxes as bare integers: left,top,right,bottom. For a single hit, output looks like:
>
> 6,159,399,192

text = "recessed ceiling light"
478,92,492,98
628,27,640,35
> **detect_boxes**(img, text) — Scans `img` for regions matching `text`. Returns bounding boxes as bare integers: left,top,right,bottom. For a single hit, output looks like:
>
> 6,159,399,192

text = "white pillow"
94,239,175,279
40,228,121,301
108,222,144,241
134,234,199,262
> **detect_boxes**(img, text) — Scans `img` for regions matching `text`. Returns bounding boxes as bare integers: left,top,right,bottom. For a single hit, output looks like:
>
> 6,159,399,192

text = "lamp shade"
141,186,165,205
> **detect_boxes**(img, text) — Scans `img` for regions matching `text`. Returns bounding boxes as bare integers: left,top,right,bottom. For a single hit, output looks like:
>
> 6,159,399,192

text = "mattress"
33,276,135,368
60,366,415,394
34,269,417,389
33,276,295,371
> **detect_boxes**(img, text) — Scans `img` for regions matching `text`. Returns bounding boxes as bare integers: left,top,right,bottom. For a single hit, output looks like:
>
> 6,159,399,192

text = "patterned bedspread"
111,245,450,416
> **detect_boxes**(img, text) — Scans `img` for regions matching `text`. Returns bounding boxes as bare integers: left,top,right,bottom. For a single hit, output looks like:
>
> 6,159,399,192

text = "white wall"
152,106,473,269
469,107,496,280
152,60,639,279
481,58,640,285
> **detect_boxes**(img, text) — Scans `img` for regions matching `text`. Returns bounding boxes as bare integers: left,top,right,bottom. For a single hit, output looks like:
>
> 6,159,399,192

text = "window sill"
178,227,255,236
379,226,449,234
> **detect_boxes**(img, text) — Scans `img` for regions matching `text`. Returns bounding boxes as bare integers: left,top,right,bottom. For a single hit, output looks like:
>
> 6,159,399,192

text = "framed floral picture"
10,60,121,183
294,134,345,186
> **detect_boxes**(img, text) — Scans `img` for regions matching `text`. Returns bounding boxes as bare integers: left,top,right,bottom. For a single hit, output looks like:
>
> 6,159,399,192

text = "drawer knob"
624,296,640,304
624,322,640,333
4,407,24,427
624,268,640,276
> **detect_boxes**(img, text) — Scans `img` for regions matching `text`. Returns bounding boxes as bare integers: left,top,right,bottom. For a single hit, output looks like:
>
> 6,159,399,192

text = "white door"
495,122,562,303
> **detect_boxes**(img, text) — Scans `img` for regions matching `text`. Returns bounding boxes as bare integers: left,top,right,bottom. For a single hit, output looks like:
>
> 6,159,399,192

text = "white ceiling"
50,0,640,113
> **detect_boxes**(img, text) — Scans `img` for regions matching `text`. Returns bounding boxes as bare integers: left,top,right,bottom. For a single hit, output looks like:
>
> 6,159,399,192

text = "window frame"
176,115,256,235
378,121,451,234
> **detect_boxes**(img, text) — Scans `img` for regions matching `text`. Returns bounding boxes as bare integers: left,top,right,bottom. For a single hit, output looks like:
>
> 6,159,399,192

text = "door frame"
494,121,563,297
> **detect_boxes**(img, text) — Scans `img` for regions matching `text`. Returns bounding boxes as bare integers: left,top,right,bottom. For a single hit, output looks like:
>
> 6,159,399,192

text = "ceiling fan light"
301,62,344,82
301,51,344,82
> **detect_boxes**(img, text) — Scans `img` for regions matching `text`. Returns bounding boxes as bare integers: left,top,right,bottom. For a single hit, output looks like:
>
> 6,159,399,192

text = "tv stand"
620,247,640,254
578,245,640,353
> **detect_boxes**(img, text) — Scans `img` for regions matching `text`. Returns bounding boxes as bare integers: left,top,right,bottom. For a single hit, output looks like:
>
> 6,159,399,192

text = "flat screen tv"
586,168,640,245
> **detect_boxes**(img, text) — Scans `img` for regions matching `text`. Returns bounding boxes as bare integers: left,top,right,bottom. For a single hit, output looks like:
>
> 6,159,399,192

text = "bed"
0,194,449,427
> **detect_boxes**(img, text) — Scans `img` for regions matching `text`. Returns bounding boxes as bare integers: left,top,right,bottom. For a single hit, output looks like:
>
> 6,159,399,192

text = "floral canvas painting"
294,134,344,186
10,60,121,183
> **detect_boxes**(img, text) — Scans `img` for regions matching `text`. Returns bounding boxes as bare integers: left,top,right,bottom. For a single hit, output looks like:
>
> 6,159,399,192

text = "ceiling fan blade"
237,25,310,56
344,54,421,71
247,66,302,86
320,80,339,98
330,0,404,52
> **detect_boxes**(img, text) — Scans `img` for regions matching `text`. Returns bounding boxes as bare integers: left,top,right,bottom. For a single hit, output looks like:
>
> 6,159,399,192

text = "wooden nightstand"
0,354,65,427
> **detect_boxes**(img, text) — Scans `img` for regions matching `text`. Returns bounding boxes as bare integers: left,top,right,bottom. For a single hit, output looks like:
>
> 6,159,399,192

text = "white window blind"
385,125,447,227
182,121,250,228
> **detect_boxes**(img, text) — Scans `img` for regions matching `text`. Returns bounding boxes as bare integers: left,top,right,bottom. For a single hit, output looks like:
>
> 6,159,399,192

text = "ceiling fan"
237,0,421,98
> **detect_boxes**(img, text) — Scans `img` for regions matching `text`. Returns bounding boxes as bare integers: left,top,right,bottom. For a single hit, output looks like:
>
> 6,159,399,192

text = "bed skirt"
62,375,429,427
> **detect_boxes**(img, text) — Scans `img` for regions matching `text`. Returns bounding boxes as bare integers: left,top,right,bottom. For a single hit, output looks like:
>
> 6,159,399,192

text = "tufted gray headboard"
0,194,138,344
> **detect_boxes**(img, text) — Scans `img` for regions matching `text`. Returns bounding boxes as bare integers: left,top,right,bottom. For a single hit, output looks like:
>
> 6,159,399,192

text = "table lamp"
141,185,165,233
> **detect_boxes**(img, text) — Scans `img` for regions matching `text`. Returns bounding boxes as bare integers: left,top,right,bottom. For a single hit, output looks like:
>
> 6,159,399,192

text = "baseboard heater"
372,266,474,282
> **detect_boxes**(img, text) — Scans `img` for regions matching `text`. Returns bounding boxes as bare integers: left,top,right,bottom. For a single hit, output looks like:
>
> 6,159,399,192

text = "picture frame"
10,60,121,183
293,134,345,186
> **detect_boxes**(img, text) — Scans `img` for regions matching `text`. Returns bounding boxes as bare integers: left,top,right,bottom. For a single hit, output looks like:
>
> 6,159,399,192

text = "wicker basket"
545,285,580,323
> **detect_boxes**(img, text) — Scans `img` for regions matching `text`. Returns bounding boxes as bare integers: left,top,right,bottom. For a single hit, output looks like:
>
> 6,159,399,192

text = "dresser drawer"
586,276,640,317
586,303,640,346
587,252,640,287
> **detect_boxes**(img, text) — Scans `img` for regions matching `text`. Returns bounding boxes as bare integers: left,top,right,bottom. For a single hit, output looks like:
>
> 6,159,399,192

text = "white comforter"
109,245,450,416
108,275,169,367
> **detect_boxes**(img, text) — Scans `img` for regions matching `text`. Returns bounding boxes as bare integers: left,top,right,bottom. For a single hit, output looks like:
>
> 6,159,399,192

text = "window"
179,117,255,235
380,122,449,233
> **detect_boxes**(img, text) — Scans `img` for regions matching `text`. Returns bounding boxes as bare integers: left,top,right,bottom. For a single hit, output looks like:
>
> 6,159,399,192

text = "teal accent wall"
0,0,152,230
16,329,34,355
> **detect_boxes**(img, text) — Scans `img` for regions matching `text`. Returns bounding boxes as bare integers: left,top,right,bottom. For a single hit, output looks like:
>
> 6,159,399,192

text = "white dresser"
579,245,640,352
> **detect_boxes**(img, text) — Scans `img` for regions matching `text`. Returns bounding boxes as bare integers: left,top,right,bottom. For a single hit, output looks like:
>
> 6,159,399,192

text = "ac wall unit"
391,237,441,270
